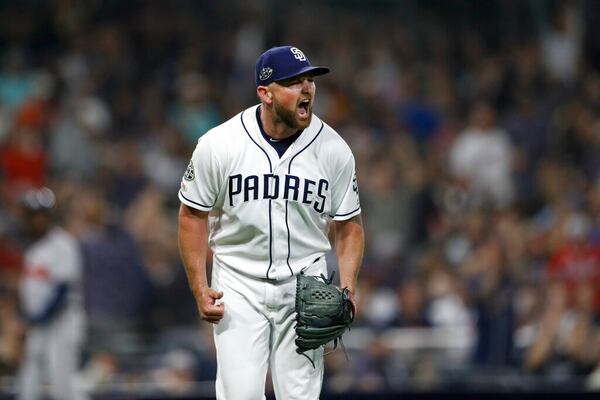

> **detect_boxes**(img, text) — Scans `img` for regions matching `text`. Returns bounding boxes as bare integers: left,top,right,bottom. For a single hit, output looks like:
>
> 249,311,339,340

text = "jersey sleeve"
179,135,221,211
330,153,361,221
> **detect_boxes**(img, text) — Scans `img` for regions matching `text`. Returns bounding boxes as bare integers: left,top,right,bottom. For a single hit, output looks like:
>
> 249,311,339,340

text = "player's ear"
257,85,273,105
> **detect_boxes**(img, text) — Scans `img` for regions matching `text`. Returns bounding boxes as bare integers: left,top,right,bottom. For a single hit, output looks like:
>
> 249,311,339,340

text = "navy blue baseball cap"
255,46,330,86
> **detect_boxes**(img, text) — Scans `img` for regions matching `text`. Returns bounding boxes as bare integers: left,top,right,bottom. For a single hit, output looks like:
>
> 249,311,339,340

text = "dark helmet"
20,187,56,212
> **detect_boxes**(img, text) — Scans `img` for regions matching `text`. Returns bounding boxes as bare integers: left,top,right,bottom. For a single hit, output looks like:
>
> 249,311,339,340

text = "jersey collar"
242,104,323,162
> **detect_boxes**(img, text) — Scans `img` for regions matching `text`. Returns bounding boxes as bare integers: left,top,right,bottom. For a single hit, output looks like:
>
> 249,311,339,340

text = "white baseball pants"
212,260,326,400
18,310,87,400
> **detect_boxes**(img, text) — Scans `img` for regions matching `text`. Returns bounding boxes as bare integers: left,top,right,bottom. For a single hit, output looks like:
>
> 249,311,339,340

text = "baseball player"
17,187,87,400
178,45,364,399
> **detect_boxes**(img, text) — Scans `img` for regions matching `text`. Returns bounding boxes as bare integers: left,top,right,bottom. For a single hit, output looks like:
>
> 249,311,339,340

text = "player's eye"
279,76,313,87
276,79,291,87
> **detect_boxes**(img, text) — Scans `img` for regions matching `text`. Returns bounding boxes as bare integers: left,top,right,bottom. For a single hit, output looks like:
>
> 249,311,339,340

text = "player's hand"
196,286,225,324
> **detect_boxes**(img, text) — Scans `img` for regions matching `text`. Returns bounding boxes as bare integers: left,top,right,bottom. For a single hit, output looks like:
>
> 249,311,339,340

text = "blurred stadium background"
1,0,600,398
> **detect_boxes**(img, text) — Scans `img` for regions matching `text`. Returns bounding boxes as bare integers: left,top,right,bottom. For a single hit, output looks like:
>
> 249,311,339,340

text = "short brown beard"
273,101,311,130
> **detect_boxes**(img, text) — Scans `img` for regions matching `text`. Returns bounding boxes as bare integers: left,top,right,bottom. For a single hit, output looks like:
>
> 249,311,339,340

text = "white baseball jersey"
179,104,361,280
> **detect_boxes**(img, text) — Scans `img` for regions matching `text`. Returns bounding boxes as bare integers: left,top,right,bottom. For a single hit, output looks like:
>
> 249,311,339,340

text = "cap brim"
274,66,330,83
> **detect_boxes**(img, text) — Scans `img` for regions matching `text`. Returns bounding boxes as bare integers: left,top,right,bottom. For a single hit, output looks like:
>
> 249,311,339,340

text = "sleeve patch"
183,160,195,181
352,173,359,195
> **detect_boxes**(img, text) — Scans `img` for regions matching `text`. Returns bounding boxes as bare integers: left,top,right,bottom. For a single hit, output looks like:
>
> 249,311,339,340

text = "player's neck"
259,105,298,140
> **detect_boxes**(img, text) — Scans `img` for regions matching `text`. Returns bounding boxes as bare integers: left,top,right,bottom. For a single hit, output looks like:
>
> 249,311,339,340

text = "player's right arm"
178,204,224,324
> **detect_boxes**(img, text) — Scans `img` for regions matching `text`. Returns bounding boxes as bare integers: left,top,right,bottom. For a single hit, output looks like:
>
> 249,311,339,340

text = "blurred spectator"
139,128,188,197
556,101,600,181
66,186,151,353
49,95,110,180
103,139,149,210
150,349,198,395
449,101,515,208
391,278,431,328
123,186,197,330
0,287,23,376
463,234,517,367
588,181,600,246
0,48,37,112
169,73,220,145
0,217,23,374
361,152,414,272
501,93,551,212
395,69,442,144
426,268,472,330
536,2,583,85
0,216,22,294
0,127,48,195
546,211,600,313
521,281,597,383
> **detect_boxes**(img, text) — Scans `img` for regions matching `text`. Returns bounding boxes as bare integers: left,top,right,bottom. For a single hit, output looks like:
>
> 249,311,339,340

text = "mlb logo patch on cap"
255,46,330,86
259,67,273,81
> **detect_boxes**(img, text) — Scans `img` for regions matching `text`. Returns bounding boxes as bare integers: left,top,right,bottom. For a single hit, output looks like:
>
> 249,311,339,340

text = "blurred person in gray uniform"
449,101,514,208
17,187,88,400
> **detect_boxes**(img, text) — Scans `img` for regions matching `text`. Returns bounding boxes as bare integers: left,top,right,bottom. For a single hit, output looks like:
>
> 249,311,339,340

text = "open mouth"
298,99,310,117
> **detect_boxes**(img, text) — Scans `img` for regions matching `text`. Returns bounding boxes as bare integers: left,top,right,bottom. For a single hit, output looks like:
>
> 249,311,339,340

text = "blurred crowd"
0,0,600,396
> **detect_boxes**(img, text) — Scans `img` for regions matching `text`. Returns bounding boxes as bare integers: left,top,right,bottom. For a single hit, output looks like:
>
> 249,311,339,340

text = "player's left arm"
333,214,364,310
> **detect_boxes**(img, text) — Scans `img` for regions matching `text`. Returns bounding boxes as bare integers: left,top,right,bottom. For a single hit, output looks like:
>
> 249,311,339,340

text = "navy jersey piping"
330,206,361,218
179,190,214,209
284,201,293,276
285,120,325,277
240,110,274,280
286,121,324,174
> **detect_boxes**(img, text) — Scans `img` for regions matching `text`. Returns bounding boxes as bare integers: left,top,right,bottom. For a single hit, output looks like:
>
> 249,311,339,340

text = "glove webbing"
296,272,352,368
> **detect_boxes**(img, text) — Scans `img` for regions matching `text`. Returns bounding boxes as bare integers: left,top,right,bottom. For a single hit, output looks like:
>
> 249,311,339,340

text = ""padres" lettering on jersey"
228,174,329,212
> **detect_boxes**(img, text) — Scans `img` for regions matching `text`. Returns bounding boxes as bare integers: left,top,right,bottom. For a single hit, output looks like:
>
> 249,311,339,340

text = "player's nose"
301,79,314,94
